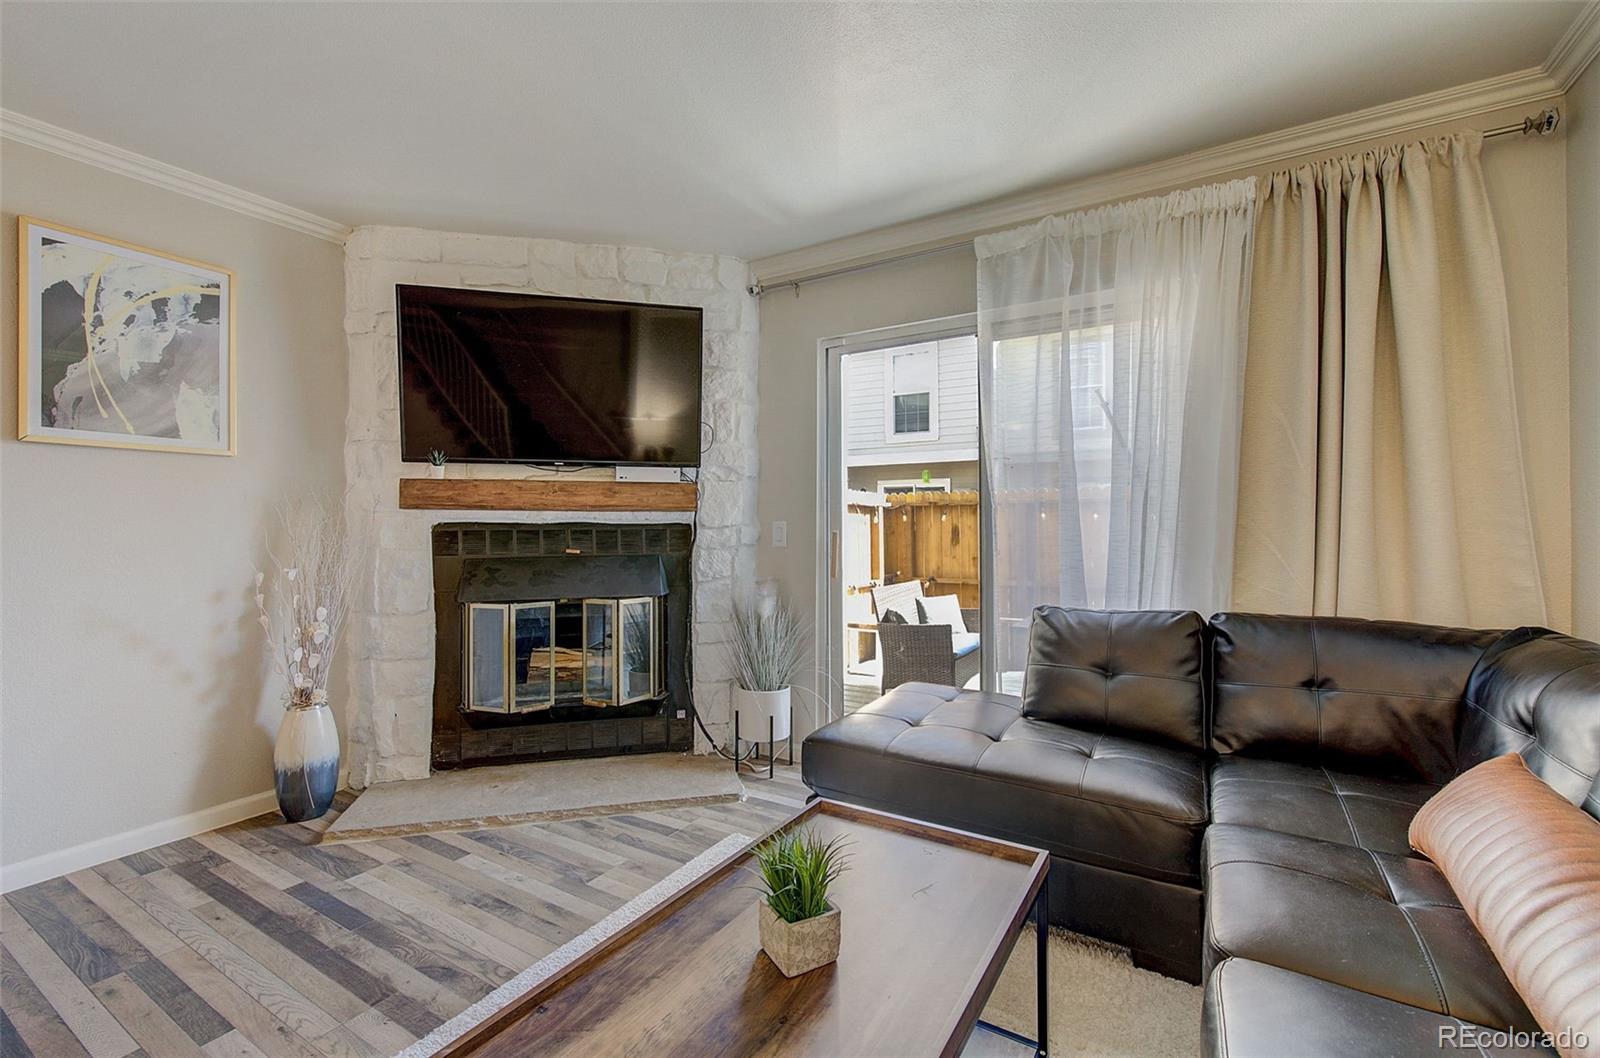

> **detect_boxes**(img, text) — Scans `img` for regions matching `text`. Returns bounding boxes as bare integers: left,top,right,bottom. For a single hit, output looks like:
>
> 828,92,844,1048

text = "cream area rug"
983,927,1203,1057
322,754,742,842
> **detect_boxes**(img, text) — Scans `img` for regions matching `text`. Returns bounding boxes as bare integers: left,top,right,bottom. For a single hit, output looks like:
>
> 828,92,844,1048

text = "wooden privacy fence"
880,490,981,608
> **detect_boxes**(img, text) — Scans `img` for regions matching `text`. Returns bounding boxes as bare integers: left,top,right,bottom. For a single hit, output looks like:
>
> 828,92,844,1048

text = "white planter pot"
733,686,791,743
427,464,446,479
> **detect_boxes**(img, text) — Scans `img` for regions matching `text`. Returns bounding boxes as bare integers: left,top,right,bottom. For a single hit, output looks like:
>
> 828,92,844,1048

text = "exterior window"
990,320,1115,452
894,392,930,434
878,477,952,493
885,344,939,440
1068,324,1113,431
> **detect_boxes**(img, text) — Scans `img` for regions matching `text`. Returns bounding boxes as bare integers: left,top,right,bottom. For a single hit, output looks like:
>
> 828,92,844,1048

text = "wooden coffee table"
438,799,1050,1058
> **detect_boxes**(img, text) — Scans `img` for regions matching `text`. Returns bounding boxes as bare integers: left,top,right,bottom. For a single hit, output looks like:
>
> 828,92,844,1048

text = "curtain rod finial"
1527,108,1561,136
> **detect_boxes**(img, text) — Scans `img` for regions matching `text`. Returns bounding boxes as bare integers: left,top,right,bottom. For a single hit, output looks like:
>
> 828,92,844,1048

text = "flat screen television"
396,284,703,466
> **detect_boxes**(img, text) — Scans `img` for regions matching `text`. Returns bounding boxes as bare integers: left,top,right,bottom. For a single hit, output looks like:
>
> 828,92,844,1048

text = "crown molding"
1548,0,1600,91
1,109,349,244
750,65,1565,285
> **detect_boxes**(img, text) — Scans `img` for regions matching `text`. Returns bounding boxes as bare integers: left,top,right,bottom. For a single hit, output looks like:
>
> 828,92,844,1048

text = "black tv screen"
396,285,703,466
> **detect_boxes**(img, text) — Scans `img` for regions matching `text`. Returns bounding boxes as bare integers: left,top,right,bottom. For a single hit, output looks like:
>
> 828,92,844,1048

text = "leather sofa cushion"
801,683,1208,885
1205,958,1556,1058
1209,755,1437,856
1205,823,1535,1033
1022,607,1207,751
1210,613,1497,782
1458,629,1600,818
1410,754,1600,1056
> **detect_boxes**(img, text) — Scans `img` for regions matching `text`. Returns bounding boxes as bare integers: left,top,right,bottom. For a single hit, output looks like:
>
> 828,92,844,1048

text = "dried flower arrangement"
253,496,359,710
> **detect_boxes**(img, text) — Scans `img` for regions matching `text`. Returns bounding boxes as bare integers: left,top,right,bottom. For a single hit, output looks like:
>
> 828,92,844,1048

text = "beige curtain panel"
1232,132,1547,628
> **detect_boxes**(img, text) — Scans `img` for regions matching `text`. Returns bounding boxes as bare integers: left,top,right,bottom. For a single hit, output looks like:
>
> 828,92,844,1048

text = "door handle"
829,530,840,579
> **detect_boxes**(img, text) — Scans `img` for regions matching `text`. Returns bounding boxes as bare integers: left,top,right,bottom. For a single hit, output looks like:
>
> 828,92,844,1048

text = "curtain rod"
748,107,1563,298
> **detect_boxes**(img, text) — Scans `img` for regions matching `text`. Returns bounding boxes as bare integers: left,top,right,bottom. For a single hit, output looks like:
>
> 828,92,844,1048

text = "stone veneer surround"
342,226,758,787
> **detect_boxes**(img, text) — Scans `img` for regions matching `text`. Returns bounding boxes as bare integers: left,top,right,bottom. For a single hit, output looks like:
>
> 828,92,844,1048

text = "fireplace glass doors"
465,596,661,715
583,600,615,705
514,603,555,709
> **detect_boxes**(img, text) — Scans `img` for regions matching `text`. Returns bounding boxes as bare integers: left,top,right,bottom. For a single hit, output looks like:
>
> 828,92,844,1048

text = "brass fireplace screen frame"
464,596,662,715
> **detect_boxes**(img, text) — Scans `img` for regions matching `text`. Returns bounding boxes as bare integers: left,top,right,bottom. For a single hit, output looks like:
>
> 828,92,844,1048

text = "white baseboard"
0,763,350,893
0,788,279,892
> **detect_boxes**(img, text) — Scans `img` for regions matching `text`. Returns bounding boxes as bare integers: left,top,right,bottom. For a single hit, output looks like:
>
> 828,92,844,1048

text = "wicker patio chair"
869,581,983,691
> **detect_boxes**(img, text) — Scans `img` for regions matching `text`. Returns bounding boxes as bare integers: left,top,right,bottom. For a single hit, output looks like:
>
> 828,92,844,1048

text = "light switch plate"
771,521,788,547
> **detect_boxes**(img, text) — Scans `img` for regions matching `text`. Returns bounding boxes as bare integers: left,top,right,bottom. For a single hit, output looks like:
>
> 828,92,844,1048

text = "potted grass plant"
729,592,807,744
749,827,850,977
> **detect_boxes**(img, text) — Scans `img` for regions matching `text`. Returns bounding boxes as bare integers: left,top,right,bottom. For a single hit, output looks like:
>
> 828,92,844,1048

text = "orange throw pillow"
1410,753,1600,1058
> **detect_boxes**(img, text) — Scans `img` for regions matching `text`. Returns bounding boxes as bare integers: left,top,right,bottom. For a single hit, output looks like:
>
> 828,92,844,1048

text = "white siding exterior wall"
843,334,979,470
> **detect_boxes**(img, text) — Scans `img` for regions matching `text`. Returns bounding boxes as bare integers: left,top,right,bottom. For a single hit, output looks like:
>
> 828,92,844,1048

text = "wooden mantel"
398,477,698,513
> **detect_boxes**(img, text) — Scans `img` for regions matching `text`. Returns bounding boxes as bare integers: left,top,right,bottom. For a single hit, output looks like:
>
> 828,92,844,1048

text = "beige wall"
1569,59,1600,642
757,252,975,723
1,143,347,871
758,100,1576,739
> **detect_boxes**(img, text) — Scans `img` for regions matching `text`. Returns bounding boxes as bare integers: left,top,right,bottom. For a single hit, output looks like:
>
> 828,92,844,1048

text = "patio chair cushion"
917,594,968,633
872,580,927,626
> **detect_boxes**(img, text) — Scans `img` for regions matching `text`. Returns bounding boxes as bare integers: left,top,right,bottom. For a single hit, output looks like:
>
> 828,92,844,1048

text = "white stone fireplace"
341,226,759,787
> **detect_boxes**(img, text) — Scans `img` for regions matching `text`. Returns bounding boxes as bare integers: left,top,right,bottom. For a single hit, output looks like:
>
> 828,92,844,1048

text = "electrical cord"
520,462,598,474
679,460,751,762
678,423,761,764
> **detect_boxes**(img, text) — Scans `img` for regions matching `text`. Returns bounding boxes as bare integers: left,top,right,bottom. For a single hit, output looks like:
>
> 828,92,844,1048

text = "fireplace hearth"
430,522,694,768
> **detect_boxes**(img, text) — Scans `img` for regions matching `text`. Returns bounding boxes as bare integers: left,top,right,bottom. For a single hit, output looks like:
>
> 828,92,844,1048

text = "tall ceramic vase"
275,702,340,822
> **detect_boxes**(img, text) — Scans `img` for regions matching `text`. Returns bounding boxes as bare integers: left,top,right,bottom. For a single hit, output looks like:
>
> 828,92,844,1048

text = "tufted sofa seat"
803,682,1208,885
804,608,1212,979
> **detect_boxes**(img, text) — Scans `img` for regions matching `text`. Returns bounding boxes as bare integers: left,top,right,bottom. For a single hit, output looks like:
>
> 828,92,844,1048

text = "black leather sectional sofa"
801,608,1600,1057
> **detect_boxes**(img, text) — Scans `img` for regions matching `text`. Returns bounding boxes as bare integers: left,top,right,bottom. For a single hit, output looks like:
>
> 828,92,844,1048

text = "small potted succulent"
425,449,448,479
749,827,850,977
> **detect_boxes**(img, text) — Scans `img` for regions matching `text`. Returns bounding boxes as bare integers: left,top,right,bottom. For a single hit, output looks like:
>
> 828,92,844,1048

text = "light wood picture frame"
17,216,236,455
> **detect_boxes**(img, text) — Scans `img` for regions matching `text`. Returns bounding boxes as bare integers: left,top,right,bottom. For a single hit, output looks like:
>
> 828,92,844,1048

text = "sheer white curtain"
977,179,1256,682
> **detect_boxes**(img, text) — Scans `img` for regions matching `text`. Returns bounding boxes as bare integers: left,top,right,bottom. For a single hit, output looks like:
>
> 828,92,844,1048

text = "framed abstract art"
16,217,235,455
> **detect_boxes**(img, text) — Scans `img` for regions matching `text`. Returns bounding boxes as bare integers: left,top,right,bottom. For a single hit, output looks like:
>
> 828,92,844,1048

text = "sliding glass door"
818,314,985,725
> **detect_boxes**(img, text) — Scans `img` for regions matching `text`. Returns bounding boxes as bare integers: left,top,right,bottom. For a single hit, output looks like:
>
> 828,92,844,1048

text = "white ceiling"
0,2,1584,259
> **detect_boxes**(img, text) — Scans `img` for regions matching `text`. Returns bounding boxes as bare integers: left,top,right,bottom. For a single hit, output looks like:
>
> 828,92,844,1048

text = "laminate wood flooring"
2,766,809,1058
